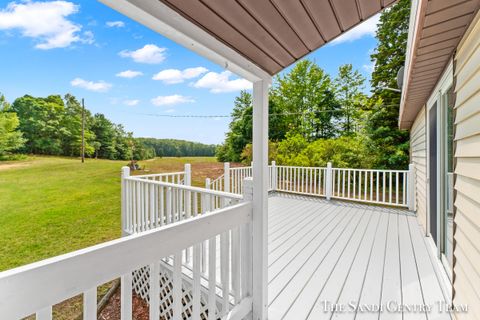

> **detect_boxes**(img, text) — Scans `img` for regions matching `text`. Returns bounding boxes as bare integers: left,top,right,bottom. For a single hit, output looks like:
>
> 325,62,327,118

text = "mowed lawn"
0,156,223,271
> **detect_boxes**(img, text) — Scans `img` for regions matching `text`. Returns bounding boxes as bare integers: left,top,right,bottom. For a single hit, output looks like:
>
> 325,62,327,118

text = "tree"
0,94,25,157
217,60,340,162
334,64,367,135
11,95,65,155
137,138,216,157
91,113,118,159
62,94,95,157
273,60,340,139
275,132,371,168
365,0,411,169
216,90,253,162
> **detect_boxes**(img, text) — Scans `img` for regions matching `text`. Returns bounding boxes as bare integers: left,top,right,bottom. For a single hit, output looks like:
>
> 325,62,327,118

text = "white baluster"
36,307,52,320
149,262,160,320
173,253,182,320
121,273,132,320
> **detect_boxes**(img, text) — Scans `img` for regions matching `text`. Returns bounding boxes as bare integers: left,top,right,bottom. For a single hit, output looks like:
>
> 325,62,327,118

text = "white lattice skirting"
132,260,221,319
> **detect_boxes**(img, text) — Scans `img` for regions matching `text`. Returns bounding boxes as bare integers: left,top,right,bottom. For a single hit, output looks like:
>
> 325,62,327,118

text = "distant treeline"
0,93,216,160
137,138,216,157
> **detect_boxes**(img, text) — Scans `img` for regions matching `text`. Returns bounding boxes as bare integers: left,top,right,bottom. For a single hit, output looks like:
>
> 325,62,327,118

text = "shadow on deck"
267,193,451,320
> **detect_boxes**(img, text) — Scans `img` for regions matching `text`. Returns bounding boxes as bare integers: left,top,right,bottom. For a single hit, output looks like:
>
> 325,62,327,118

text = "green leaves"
364,0,411,169
0,105,26,156
6,93,156,161
272,60,340,140
334,64,367,135
276,134,371,168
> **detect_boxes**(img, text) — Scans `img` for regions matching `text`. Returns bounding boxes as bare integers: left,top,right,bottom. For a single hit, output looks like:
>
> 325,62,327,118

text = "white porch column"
252,79,269,320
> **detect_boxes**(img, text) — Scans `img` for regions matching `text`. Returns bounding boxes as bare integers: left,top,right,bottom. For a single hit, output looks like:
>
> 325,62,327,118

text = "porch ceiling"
399,0,480,129
156,0,396,75
103,0,398,79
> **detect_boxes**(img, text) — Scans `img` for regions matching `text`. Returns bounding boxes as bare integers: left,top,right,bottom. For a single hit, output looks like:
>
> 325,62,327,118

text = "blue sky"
0,0,379,144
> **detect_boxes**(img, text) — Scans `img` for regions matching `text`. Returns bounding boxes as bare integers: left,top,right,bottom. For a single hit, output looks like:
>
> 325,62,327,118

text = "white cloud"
165,109,175,113
123,99,139,106
116,70,143,78
106,21,124,28
153,67,208,84
119,44,166,64
0,1,93,49
193,71,251,93
330,14,380,45
71,78,112,92
151,95,194,106
82,30,94,45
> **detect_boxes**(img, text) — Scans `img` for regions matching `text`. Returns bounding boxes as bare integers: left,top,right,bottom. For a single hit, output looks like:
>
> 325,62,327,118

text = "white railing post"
242,177,253,301
121,166,130,237
184,163,191,186
83,288,97,320
121,273,132,320
36,307,52,320
185,163,192,225
408,163,416,211
224,162,230,193
271,161,277,191
326,162,333,200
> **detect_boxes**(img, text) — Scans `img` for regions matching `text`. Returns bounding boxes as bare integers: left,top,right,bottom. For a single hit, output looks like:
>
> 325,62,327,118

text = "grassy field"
0,155,225,272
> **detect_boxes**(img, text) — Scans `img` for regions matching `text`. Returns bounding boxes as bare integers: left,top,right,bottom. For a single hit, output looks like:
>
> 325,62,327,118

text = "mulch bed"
98,289,149,320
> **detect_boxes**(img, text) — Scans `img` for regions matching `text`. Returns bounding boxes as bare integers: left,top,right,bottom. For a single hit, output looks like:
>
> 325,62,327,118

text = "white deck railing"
0,200,253,320
134,171,185,183
120,165,252,319
208,162,274,194
208,162,415,208
0,166,256,320
122,165,242,235
0,161,416,319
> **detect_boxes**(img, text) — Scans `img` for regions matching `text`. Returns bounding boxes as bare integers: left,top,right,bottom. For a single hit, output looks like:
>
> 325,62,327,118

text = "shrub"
276,133,373,168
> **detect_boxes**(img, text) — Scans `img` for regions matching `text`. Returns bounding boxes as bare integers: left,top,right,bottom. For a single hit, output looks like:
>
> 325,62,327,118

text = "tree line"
138,138,216,157
217,0,410,170
0,94,216,160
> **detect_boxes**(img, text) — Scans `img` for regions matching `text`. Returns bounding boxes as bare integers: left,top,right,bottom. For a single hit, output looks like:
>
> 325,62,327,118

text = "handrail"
276,165,324,169
275,165,408,173
134,171,185,178
125,176,243,200
0,202,252,319
211,162,413,208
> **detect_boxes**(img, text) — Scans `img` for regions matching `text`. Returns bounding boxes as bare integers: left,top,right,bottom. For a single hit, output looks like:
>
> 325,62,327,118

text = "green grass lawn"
0,156,221,271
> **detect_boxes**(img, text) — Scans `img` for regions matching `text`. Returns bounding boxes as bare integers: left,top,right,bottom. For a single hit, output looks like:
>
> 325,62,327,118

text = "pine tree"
365,0,411,169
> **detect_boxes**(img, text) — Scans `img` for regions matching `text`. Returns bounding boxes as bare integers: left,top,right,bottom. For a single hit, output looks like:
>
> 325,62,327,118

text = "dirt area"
99,289,149,320
0,162,31,171
135,158,244,187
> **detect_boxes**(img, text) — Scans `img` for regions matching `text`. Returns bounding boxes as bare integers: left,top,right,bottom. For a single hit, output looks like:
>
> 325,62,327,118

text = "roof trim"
399,0,480,130
399,0,427,129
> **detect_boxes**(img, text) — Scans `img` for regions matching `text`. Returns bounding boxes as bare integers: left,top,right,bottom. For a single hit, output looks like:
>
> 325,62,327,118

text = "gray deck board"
267,194,451,320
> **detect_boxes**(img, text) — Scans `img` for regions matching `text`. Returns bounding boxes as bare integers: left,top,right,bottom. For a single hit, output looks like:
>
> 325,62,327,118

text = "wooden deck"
267,193,451,320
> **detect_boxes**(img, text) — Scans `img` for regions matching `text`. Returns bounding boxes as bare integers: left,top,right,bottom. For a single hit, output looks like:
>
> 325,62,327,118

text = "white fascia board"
99,0,272,84
399,0,425,127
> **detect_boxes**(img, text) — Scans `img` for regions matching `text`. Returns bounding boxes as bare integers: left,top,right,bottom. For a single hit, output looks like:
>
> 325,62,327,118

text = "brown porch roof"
399,0,479,129
158,0,396,75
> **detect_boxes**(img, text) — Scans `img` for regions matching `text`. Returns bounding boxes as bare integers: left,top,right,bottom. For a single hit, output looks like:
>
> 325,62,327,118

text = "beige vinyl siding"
453,11,480,319
410,106,427,233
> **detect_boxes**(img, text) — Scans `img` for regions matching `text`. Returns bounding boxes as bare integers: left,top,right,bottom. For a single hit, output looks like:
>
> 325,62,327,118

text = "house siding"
410,106,427,233
453,11,480,319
